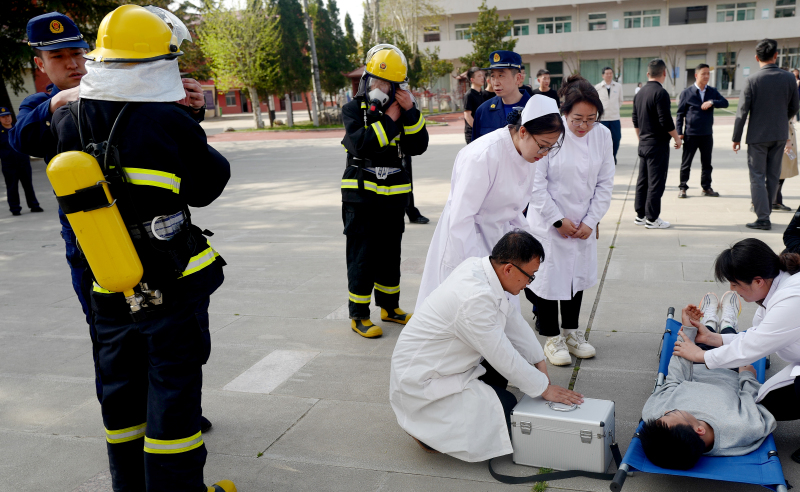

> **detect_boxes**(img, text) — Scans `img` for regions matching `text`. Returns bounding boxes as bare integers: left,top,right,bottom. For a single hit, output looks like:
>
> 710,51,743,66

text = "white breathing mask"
368,88,390,107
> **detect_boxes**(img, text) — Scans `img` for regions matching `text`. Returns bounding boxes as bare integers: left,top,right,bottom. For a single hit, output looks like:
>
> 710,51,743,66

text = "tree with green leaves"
343,13,360,69
458,0,515,70
268,0,310,125
359,0,373,62
198,2,279,128
418,47,453,112
379,0,442,57
310,0,347,101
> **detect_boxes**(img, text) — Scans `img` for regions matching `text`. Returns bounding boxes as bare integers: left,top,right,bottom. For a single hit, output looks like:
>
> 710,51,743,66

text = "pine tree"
311,0,346,98
360,0,373,61
269,0,311,124
344,13,360,69
458,0,516,69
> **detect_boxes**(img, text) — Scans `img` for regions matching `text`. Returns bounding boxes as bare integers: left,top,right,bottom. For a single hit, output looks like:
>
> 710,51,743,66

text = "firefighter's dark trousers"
94,296,212,492
343,202,405,319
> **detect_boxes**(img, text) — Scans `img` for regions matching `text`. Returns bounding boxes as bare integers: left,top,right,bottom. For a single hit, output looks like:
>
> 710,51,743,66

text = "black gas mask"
366,78,397,118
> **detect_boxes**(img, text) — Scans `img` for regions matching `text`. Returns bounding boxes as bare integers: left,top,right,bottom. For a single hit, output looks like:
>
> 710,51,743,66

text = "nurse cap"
521,94,560,125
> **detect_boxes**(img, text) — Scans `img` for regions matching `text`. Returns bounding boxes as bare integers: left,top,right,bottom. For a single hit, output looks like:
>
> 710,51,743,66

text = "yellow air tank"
47,151,143,298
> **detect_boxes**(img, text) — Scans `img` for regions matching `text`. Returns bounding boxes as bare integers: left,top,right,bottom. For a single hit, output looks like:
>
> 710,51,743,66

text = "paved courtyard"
1,121,799,491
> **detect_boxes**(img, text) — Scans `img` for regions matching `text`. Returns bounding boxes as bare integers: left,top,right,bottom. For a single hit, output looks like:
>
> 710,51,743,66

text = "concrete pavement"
1,123,799,491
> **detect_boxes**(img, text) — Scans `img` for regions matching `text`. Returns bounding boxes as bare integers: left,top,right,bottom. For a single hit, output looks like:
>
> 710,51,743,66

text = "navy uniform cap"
27,12,90,51
0,107,11,116
481,50,522,71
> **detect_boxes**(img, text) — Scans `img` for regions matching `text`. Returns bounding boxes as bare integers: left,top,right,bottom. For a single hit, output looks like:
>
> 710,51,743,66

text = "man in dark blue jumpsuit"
50,4,233,490
0,107,42,215
471,50,531,141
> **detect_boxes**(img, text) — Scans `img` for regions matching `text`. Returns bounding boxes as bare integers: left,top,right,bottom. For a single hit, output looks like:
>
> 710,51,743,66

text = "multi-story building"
422,0,798,98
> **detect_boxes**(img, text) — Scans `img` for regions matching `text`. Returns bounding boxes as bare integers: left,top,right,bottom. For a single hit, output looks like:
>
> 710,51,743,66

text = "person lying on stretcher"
638,300,777,470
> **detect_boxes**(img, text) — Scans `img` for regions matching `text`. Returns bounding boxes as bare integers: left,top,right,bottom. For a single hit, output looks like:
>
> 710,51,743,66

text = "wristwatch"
553,219,563,228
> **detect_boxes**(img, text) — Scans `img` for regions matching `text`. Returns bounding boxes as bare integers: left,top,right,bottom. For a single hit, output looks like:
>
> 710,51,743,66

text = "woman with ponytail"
674,238,800,457
526,74,616,366
416,95,565,312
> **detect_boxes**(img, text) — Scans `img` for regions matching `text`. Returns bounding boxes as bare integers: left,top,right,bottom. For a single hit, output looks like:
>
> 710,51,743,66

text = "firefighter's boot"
351,319,383,338
381,308,412,325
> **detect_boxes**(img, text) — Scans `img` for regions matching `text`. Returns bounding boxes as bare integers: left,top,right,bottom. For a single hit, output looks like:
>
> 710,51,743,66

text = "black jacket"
340,97,429,207
632,81,675,146
733,64,800,144
0,127,30,167
676,84,729,136
51,99,230,315
784,209,800,254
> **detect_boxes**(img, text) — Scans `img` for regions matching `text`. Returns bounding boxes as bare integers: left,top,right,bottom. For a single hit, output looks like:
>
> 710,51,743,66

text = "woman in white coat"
672,239,800,459
415,95,565,312
526,75,615,366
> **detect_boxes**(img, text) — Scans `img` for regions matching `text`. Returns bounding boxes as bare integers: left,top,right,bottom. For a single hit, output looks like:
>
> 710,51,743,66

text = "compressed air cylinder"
47,151,143,297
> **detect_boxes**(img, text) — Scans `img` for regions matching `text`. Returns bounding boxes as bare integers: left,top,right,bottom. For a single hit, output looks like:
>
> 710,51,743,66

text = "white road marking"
223,349,319,394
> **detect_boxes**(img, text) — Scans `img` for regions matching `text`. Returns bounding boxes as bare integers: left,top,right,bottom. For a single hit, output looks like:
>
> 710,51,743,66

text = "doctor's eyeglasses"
491,256,536,284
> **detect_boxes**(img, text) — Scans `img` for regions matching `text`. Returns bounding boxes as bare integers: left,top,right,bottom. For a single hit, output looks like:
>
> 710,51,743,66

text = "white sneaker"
645,217,671,229
544,335,572,366
565,331,596,359
699,292,719,331
719,291,742,332
634,216,646,226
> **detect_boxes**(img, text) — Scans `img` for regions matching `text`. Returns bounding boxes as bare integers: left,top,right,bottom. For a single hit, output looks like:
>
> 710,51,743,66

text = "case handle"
546,401,578,412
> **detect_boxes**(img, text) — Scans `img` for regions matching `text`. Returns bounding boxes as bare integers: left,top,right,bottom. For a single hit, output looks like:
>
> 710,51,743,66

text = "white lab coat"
390,256,549,462
705,271,800,402
526,119,615,300
416,127,536,311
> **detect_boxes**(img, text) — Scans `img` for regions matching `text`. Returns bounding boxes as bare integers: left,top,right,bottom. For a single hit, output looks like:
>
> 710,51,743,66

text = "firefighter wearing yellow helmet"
341,44,429,338
47,4,235,491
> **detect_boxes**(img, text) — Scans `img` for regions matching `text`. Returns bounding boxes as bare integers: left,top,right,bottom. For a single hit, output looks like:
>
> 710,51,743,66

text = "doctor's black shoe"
208,480,237,492
381,308,412,325
746,219,771,230
351,319,383,338
200,416,212,433
11,211,21,216
31,206,44,212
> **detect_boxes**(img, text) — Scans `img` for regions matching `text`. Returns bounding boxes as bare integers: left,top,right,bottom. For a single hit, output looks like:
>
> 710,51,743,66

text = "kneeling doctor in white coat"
415,95,565,312
390,230,584,461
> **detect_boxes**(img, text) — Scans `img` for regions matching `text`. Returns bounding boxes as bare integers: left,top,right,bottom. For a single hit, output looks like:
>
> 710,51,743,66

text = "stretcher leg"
609,463,629,491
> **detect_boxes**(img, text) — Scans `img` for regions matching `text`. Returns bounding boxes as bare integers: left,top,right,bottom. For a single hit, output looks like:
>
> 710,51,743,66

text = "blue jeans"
599,120,621,164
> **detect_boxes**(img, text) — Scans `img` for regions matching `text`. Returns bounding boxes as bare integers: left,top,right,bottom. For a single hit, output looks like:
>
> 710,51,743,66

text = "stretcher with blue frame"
610,308,788,492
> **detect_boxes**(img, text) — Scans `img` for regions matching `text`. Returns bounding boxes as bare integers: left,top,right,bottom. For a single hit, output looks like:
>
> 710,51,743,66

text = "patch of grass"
609,245,615,249
619,99,739,119
612,329,617,332
237,122,345,132
532,468,554,492
257,452,263,457
681,244,687,247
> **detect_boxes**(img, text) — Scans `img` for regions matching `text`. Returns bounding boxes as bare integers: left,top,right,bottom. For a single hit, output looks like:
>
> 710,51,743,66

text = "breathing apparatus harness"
65,100,203,318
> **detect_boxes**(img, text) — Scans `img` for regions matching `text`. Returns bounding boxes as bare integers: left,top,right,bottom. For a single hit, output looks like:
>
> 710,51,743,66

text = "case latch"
520,421,532,435
580,430,593,443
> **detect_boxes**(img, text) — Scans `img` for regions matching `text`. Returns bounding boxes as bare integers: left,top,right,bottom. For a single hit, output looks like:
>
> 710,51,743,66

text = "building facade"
422,0,798,98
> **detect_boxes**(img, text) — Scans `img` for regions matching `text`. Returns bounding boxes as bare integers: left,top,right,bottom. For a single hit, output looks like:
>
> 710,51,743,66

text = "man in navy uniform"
0,107,42,215
676,63,728,198
471,50,531,141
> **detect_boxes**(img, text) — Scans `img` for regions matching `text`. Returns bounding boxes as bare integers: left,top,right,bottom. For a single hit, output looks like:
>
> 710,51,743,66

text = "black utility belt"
349,165,402,178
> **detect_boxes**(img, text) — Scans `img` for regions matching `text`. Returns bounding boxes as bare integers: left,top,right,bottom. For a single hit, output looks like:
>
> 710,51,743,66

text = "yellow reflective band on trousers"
341,179,411,195
144,431,203,454
371,122,389,147
404,114,425,135
93,282,115,294
180,241,220,278
106,423,146,444
349,291,371,304
123,167,181,194
374,283,400,295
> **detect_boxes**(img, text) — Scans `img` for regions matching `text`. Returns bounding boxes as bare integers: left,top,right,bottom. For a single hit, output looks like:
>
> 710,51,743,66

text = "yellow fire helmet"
364,44,408,83
85,4,183,63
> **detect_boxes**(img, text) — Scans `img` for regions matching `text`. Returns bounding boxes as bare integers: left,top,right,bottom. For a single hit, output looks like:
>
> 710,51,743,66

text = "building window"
455,23,472,40
545,61,564,91
716,3,756,21
717,52,737,89
588,12,607,30
225,91,236,107
624,10,661,28
511,19,530,36
580,59,615,85
776,0,796,17
716,51,737,66
669,5,708,24
779,47,799,68
537,16,572,34
623,57,658,84
292,93,303,103
423,25,440,42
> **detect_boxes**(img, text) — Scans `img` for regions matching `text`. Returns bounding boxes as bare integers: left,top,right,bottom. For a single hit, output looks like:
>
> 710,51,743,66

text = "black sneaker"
200,416,212,433
11,211,21,216
30,206,44,212
745,219,771,230
772,203,792,212
410,215,430,224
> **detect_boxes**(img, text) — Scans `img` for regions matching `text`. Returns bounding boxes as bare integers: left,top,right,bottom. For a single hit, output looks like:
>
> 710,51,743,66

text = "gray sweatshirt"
642,331,777,456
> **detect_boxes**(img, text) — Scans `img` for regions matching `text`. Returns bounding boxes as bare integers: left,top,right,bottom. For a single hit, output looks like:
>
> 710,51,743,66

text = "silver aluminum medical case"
511,395,615,473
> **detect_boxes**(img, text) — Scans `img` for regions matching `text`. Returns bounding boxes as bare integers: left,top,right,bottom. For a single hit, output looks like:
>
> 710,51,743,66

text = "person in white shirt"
390,230,584,461
415,95,565,311
526,74,615,366
595,67,624,164
635,82,642,95
672,238,800,460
